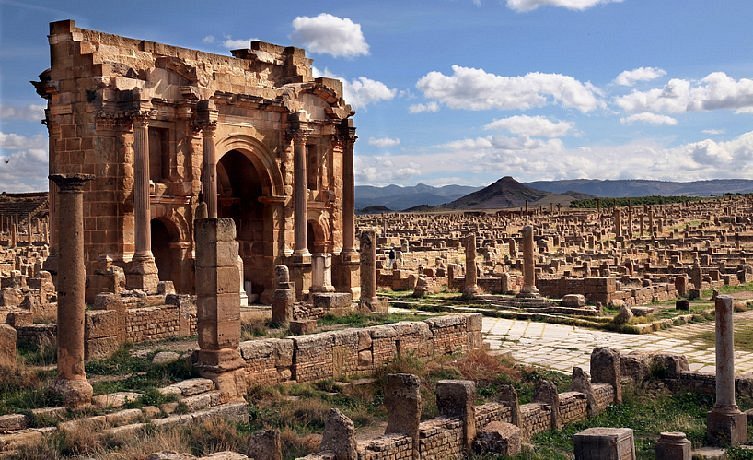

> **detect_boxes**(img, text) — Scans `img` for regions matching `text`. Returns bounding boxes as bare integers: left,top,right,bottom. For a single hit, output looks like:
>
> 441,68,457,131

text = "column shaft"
342,125,356,253
294,131,310,255
202,124,217,218
133,118,152,256
715,295,736,408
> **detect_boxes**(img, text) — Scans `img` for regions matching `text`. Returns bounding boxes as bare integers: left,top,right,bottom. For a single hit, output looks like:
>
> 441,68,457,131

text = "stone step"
179,390,223,411
159,378,216,398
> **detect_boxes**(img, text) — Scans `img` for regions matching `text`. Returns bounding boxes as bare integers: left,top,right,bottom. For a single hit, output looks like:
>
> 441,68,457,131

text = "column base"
462,285,481,300
53,378,93,408
194,348,245,373
359,296,387,313
126,254,159,293
707,407,747,447
517,287,540,299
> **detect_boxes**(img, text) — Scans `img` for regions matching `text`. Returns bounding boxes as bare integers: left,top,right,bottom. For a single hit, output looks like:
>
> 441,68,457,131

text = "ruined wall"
237,314,482,385
418,417,464,458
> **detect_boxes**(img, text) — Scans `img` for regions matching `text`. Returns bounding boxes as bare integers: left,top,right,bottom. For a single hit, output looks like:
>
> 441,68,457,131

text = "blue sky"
3,0,753,192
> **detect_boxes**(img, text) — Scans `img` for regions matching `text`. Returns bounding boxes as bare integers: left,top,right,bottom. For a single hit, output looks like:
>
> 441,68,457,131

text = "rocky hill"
441,176,587,210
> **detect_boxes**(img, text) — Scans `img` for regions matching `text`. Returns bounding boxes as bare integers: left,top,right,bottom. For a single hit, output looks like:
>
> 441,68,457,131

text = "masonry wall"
237,314,482,385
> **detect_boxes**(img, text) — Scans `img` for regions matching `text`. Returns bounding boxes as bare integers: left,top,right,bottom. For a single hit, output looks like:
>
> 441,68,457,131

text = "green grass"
505,387,712,460
0,367,61,416
87,345,196,397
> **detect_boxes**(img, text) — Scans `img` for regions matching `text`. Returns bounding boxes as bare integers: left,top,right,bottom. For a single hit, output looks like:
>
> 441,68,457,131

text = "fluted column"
133,116,151,256
341,119,357,253
202,121,217,218
127,114,159,292
49,173,94,408
294,127,311,256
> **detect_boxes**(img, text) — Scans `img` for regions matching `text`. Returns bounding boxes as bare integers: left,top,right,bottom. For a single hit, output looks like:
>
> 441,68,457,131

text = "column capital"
49,173,95,192
131,110,156,128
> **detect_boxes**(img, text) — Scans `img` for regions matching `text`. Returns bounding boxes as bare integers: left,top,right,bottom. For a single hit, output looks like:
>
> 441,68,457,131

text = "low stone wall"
238,314,482,385
537,277,616,304
300,348,624,460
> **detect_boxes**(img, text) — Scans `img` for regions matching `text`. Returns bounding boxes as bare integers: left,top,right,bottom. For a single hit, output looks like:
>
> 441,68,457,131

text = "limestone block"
0,414,27,433
562,294,586,307
591,348,622,403
0,324,17,368
289,320,318,335
319,408,357,460
573,427,635,460
85,309,122,339
473,421,521,456
246,429,282,460
654,431,691,460
385,373,421,457
85,336,121,360
435,380,476,449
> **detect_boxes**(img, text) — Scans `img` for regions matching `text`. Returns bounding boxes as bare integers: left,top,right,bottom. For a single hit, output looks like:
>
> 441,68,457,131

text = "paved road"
482,311,753,375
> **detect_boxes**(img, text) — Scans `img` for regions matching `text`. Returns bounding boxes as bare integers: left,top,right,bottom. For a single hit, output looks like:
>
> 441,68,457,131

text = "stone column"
655,432,691,460
462,234,480,299
359,230,381,312
198,100,218,218
272,265,295,325
127,115,159,292
341,119,357,253
293,125,312,257
194,218,245,398
518,225,539,297
10,223,16,248
707,295,747,446
49,173,94,407
614,207,622,239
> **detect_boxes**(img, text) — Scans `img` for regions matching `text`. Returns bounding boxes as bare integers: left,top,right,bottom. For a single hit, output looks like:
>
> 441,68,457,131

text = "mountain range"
355,178,753,212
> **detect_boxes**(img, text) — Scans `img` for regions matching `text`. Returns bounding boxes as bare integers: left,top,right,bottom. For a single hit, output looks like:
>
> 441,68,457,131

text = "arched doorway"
151,217,178,283
216,149,272,299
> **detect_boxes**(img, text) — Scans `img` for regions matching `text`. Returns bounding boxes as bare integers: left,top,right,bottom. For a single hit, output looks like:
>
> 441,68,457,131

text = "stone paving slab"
482,312,753,375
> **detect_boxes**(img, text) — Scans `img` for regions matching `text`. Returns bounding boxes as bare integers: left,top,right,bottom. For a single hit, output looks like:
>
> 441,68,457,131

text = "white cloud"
614,66,667,87
354,129,753,185
291,13,369,58
409,102,440,113
505,0,622,12
0,131,49,193
314,67,396,109
702,129,725,135
0,103,45,121
355,156,421,185
223,37,254,49
616,72,753,114
416,65,603,112
368,137,401,148
202,35,215,44
619,112,678,126
483,115,574,137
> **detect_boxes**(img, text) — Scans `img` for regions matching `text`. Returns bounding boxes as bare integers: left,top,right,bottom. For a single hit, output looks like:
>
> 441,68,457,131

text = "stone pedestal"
194,218,245,398
333,251,361,301
655,432,690,460
311,253,335,292
573,427,635,460
707,295,747,447
49,173,94,408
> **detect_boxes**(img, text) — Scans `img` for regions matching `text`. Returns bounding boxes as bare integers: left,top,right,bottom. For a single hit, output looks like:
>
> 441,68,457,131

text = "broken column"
655,432,691,460
590,347,622,404
534,379,562,431
706,295,747,446
272,265,295,325
436,380,477,450
689,258,702,300
49,173,94,407
462,234,480,299
319,408,357,460
385,373,422,459
518,225,539,298
359,230,382,312
194,218,245,398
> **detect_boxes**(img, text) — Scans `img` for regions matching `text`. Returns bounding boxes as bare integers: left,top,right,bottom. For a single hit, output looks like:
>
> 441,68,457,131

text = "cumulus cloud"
354,155,421,185
614,66,667,87
505,0,622,12
201,35,215,44
353,129,753,186
616,72,753,114
409,102,440,113
0,103,45,122
291,13,369,58
368,137,400,148
619,112,678,125
222,37,255,49
483,115,574,137
0,131,49,193
316,67,396,109
702,129,725,135
416,65,603,112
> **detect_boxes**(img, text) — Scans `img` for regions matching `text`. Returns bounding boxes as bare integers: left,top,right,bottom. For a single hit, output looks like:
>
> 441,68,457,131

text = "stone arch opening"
216,148,274,298
150,217,180,284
